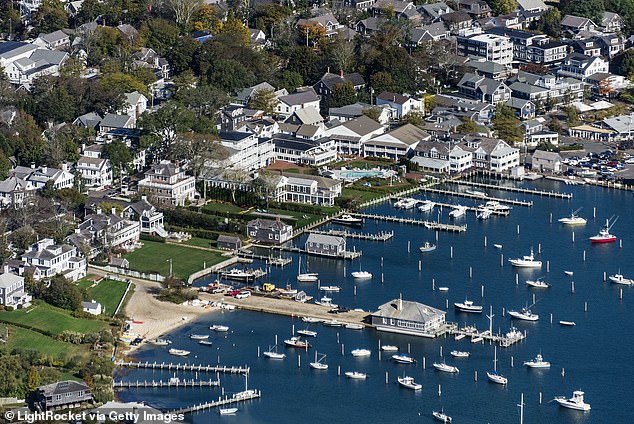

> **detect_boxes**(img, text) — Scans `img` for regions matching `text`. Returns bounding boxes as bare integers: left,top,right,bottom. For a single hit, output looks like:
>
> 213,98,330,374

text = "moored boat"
454,299,483,313
432,410,453,423
199,340,213,346
397,375,422,390
351,348,371,357
449,205,467,218
450,350,470,358
433,361,459,373
419,242,437,252
608,274,634,285
148,338,171,346
524,353,550,369
314,296,338,308
554,390,591,411
297,329,318,337
345,371,367,379
284,336,310,349
351,270,372,279
332,214,364,226
526,278,551,288
381,345,398,352
190,334,209,340
558,207,587,225
345,323,364,330
319,285,341,292
219,407,238,415
481,200,511,212
210,325,229,332
509,306,539,321
487,347,507,385
418,200,435,212
589,217,618,243
168,348,190,356
309,351,328,370
508,248,542,268
476,208,492,220
392,354,416,364
559,320,576,326
263,344,286,359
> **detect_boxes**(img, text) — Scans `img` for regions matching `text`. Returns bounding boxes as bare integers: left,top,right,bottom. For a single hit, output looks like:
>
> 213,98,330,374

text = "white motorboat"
589,217,618,243
466,189,488,197
418,200,435,212
148,338,171,346
322,319,343,327
297,257,319,282
381,345,399,352
481,200,511,212
438,286,449,292
284,336,310,349
219,407,238,415
471,336,484,344
351,270,372,279
487,347,507,385
509,306,539,321
395,197,418,210
450,350,470,358
454,299,483,313
454,334,466,341
564,271,574,276
345,371,367,379
332,214,363,226
301,316,322,323
199,340,213,346
297,329,317,337
168,348,190,356
419,242,437,252
319,285,341,292
345,323,364,330
392,354,416,364
526,278,551,288
449,205,467,218
493,243,503,249
558,207,587,225
278,284,298,296
559,320,576,326
263,344,286,360
476,208,492,220
314,296,338,308
190,334,209,340
221,268,258,281
554,390,591,411
309,351,328,370
210,325,229,332
351,348,371,357
524,353,550,369
397,375,422,390
433,361,459,373
508,248,542,268
432,410,453,423
609,274,634,285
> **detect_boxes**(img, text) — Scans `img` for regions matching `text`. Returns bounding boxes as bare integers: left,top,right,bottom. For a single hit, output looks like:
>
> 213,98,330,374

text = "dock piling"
469,266,472,279
257,346,260,358
481,285,484,298
583,250,586,261
572,232,575,243
423,356,426,369
484,236,487,247
549,213,552,223
517,224,520,235
584,301,587,312
450,246,453,259
571,281,575,293
515,274,518,285
337,366,341,376
385,371,389,384
408,240,411,253
603,272,606,282
418,260,421,272
546,260,550,273
500,254,504,267
474,371,477,382
511,356,514,368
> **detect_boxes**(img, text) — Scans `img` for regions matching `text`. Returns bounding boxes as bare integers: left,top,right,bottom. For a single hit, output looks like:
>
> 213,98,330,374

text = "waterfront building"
216,235,242,250
305,233,346,257
247,219,293,245
137,161,197,207
20,238,87,282
36,380,93,411
0,271,31,308
457,33,514,66
372,298,446,337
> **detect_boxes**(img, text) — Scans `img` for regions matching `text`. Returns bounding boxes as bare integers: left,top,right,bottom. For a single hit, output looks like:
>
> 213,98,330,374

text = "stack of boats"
394,198,418,209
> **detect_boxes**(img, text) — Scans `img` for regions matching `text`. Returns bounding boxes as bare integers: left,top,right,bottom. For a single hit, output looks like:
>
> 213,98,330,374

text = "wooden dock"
429,200,510,216
420,187,532,207
237,251,292,267
448,327,526,348
117,361,250,375
171,390,262,415
351,213,467,232
113,378,220,389
451,180,572,199
309,229,394,242
253,244,362,259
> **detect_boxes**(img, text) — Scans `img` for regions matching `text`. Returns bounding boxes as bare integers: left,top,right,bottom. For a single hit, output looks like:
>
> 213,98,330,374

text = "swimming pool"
339,170,382,179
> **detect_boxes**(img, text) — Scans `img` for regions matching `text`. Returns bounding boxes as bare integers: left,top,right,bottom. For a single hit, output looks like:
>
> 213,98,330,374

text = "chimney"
96,207,102,215
81,143,86,153
111,207,117,215
339,69,344,77
398,293,403,311
62,163,69,172
2,264,8,274
141,195,147,201
30,163,36,169
327,66,330,74
41,166,47,174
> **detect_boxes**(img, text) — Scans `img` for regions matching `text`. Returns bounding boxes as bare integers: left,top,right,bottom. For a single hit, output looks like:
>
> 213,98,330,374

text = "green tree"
362,107,382,122
456,118,479,134
140,19,180,56
370,72,396,97
0,150,10,180
9,112,46,166
102,140,134,177
167,36,200,76
614,49,634,79
26,367,40,393
401,111,425,126
537,8,562,37
328,82,357,108
492,103,523,144
137,102,200,153
43,274,83,311
248,88,278,116
30,0,68,36
99,73,148,96
562,106,580,126
277,70,304,92
490,0,517,15
560,0,605,24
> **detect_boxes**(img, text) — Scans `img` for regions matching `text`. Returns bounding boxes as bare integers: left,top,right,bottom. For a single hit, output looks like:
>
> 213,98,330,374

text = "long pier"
117,361,250,375
253,244,362,259
113,379,221,388
309,229,394,242
419,187,532,207
448,327,526,348
236,251,293,267
351,213,467,232
451,180,572,199
427,200,509,216
171,390,262,415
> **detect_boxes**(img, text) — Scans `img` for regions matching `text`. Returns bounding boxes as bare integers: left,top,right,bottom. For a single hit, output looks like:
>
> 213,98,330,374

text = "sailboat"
297,257,319,282
487,346,508,385
309,351,328,370
263,344,286,359
351,260,372,279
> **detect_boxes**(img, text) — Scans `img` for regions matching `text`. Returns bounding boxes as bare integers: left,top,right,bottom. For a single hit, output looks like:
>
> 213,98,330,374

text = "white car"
234,291,251,299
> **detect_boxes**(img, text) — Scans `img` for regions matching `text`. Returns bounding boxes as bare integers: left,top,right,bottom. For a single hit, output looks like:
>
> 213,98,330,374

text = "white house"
0,271,31,308
459,136,520,172
81,300,103,315
216,131,275,172
558,53,609,81
0,41,68,87
12,164,74,190
21,238,87,282
76,145,112,190
376,92,424,119
326,115,386,155
0,176,34,208
457,33,514,66
531,150,562,173
76,208,140,252
276,90,321,118
363,124,431,160
121,91,148,122
137,161,197,206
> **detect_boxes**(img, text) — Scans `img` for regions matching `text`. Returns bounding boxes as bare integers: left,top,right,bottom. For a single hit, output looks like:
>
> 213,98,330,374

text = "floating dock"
253,244,362,259
117,361,250,375
309,229,394,242
113,379,220,389
237,251,292,267
448,327,526,348
419,187,532,207
424,200,510,216
350,213,467,232
451,180,572,199
171,390,262,415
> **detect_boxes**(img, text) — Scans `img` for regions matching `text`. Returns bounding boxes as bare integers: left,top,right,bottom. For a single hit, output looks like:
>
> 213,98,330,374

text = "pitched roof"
38,380,91,396
247,218,291,231
317,72,365,91
278,90,319,106
373,299,445,321
288,106,323,125
377,91,411,105
0,272,24,288
340,115,384,136
306,233,344,245
515,0,547,11
100,113,133,128
561,15,595,29
532,150,561,161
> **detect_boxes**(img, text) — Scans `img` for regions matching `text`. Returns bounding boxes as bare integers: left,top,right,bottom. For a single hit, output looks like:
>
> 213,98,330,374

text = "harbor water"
117,179,633,423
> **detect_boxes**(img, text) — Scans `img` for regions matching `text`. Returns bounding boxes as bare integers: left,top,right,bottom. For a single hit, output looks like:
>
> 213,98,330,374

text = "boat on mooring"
210,325,229,332
589,217,618,243
526,278,551,288
351,269,372,279
219,407,238,415
554,390,591,411
345,371,367,379
392,354,416,364
296,328,317,337
189,334,209,340
487,347,507,385
381,345,399,352
332,214,363,226
508,304,539,321
297,257,319,282
284,336,310,349
450,350,470,358
418,200,435,212
608,273,633,285
508,248,542,268
168,348,190,356
263,344,286,360
309,351,328,370
559,320,576,326
199,340,213,346
558,207,587,225
433,361,459,373
351,348,371,357
319,285,341,292
432,410,452,423
454,299,483,313
419,242,437,252
449,205,467,219
397,375,422,390
524,353,550,369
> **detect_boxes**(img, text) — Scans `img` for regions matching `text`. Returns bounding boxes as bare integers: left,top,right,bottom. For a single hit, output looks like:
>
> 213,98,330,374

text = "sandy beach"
88,267,217,354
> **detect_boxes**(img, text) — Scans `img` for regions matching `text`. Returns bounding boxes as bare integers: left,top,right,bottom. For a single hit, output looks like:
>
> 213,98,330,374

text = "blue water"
339,170,382,179
117,179,633,423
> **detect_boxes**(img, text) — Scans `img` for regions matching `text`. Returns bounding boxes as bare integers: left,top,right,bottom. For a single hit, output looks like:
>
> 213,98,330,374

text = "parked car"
235,291,251,299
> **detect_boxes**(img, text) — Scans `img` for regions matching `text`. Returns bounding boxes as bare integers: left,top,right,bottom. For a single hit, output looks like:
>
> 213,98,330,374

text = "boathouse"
305,233,346,257
371,298,446,337
247,218,293,245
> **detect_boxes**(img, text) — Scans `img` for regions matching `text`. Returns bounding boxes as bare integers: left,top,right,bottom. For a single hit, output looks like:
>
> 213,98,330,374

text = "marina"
450,180,573,199
419,187,532,208
117,361,250,375
309,229,394,242
113,378,221,388
350,212,467,232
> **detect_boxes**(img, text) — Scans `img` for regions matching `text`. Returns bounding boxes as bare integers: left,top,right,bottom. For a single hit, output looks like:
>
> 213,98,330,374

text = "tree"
329,36,356,74
26,367,40,393
362,107,382,122
42,275,83,311
370,72,396,96
164,0,203,28
492,103,523,144
30,0,68,36
562,106,580,126
248,88,278,116
548,117,563,133
139,19,180,56
167,36,200,76
560,0,605,24
99,72,148,96
537,8,561,37
8,112,46,166
489,0,517,15
0,151,10,180
401,111,425,126
456,118,479,134
328,82,357,108
102,140,134,177
170,132,227,180
137,102,200,154
614,49,634,80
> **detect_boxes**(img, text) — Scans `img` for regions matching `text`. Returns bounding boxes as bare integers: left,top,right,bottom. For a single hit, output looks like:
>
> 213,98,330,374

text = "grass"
261,206,340,228
342,179,419,204
0,302,108,336
183,237,216,248
77,279,129,317
1,325,88,358
202,202,249,214
123,241,226,279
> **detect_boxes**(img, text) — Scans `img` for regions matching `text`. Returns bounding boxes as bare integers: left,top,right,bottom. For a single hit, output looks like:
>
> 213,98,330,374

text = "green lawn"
77,279,129,317
124,241,226,279
202,202,249,214
1,325,88,358
260,206,340,228
0,303,107,336
183,237,216,248
342,180,419,204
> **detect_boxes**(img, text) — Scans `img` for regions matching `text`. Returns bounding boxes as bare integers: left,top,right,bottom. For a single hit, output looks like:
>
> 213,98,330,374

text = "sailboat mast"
519,393,524,424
